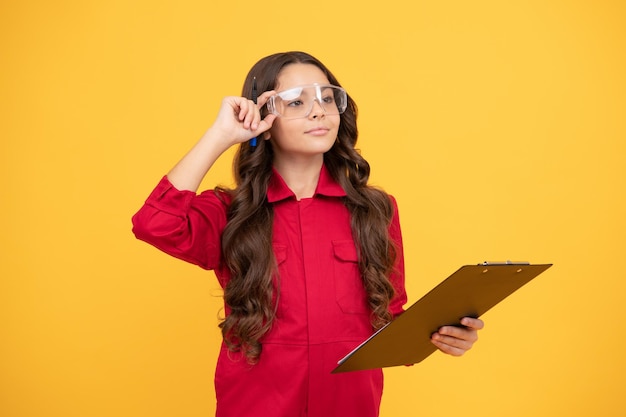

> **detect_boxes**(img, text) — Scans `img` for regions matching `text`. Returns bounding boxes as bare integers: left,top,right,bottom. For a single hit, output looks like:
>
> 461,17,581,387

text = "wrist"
201,126,236,153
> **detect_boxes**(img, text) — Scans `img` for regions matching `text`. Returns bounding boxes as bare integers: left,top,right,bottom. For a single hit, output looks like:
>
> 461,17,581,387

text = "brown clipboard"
332,262,552,373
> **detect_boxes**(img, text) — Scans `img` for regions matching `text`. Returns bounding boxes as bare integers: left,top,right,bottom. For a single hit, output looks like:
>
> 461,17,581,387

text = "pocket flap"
332,240,358,262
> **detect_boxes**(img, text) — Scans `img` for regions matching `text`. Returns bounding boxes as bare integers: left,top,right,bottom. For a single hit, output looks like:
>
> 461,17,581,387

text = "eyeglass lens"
271,85,347,119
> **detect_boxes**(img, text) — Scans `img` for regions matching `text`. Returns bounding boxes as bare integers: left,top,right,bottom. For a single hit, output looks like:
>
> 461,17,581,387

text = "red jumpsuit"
132,165,407,417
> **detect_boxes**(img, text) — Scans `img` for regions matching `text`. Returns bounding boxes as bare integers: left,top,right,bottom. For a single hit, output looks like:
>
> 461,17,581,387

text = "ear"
263,132,271,140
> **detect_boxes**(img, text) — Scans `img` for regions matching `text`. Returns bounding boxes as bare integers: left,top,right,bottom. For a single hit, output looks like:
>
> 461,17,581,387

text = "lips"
305,126,330,135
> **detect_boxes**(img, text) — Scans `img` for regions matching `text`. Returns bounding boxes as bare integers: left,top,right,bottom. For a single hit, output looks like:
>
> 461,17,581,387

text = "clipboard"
332,262,552,373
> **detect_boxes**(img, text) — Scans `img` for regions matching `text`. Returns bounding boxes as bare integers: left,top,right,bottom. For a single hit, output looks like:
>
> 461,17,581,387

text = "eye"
322,95,335,104
287,100,304,107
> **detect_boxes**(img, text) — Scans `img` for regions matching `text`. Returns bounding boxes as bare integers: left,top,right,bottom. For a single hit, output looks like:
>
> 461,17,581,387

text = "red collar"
267,164,347,203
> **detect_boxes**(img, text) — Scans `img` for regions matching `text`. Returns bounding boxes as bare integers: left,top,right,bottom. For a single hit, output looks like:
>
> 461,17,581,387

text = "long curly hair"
218,51,397,363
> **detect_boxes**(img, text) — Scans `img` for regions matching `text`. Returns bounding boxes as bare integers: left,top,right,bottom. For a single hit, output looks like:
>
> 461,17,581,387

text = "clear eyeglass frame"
266,83,348,119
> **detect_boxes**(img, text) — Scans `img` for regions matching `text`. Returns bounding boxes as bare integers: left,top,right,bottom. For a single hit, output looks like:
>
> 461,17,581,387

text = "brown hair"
218,51,396,363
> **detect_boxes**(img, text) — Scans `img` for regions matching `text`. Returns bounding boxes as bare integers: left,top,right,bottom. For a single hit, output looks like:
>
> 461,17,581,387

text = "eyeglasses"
266,84,348,119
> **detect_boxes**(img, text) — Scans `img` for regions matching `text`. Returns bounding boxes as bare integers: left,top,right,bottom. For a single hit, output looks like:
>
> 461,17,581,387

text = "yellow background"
2,1,625,416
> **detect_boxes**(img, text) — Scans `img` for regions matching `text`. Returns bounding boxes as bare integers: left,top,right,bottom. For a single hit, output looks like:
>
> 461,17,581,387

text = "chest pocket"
332,240,370,314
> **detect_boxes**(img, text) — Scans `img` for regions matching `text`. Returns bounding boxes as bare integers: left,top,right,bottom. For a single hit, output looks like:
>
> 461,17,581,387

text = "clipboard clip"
480,260,530,266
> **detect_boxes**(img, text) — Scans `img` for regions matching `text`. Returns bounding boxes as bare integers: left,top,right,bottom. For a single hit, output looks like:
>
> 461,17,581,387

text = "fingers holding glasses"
256,90,276,107
213,92,278,144
211,97,258,143
250,90,277,131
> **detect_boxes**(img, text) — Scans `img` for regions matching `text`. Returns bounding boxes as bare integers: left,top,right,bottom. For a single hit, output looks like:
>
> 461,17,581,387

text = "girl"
132,51,483,417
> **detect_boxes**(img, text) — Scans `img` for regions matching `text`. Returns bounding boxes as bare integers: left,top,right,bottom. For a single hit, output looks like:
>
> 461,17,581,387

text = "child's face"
267,63,341,161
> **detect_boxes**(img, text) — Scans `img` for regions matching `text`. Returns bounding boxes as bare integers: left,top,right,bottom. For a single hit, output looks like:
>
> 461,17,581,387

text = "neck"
273,155,324,200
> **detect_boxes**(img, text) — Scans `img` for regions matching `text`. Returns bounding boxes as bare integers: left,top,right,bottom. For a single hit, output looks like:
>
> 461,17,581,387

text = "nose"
309,99,326,119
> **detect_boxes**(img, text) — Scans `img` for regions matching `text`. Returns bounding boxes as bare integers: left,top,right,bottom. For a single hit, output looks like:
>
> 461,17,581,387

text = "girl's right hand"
166,90,278,192
209,91,277,147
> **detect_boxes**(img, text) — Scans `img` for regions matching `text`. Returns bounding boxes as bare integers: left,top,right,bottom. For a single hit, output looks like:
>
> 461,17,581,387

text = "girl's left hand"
431,317,484,356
